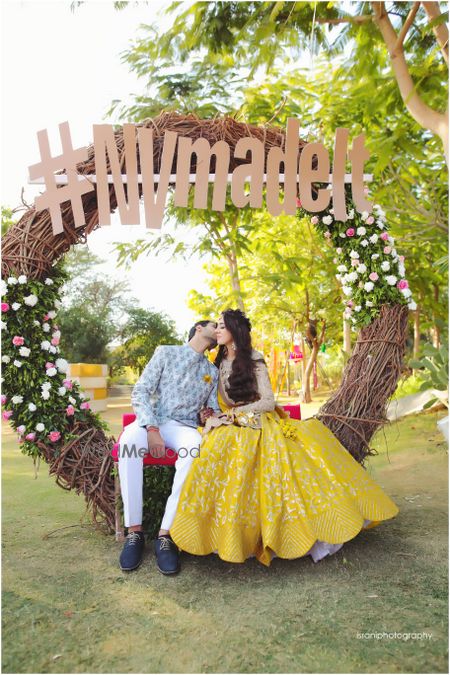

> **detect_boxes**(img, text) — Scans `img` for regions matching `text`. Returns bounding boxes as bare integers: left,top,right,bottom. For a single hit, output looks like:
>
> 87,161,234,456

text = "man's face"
199,321,218,348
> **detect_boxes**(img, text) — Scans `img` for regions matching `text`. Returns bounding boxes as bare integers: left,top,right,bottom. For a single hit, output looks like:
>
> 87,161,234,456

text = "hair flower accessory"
203,374,212,384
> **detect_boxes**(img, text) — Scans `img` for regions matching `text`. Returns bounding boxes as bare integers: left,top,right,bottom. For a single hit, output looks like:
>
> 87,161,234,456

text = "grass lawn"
2,400,448,674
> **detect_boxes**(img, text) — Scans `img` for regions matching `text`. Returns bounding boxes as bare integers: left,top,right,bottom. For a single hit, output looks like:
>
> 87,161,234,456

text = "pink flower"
346,228,355,237
80,402,90,410
1,395,6,405
366,216,374,225
380,232,389,241
399,255,405,262
12,336,25,346
311,216,319,225
383,246,392,254
63,379,73,390
25,432,36,441
351,259,359,267
17,424,26,434
324,231,331,239
51,337,60,346
369,272,379,281
2,410,13,420
48,431,61,442
43,314,49,320
1,303,10,312
364,187,370,196
45,362,55,369
397,279,409,290
346,300,354,308
296,198,302,208
66,405,75,416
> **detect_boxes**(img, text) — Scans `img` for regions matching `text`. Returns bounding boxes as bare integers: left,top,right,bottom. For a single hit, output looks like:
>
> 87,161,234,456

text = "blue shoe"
154,535,180,575
119,530,145,571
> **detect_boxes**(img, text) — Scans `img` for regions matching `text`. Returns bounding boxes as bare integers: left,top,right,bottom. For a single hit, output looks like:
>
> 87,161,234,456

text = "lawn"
2,401,448,674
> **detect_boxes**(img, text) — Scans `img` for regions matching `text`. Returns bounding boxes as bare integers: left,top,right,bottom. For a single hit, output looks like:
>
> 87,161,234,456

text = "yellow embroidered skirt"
170,411,399,567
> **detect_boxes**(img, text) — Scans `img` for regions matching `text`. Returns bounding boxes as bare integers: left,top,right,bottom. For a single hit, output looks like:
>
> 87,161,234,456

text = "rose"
2,355,10,363
19,347,31,357
63,379,73,390
13,360,22,368
356,226,366,236
364,282,374,292
11,303,21,311
58,387,67,396
45,362,55,369
324,231,331,239
35,423,45,432
383,246,392,254
24,294,38,307
369,272,379,282
386,275,398,286
380,232,389,241
1,303,9,312
46,367,57,377
311,216,319,225
48,431,61,442
2,410,13,420
51,337,60,346
28,403,37,411
17,424,26,434
322,215,333,225
397,279,409,290
296,198,302,208
42,323,50,332
44,278,53,285
17,275,27,284
25,432,36,441
366,216,375,224
12,336,25,346
11,395,23,404
1,394,6,405
80,402,90,410
346,228,355,237
381,261,390,271
66,405,75,416
7,277,17,285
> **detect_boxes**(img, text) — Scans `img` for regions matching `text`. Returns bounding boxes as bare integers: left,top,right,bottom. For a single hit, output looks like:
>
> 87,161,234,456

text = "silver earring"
231,342,236,351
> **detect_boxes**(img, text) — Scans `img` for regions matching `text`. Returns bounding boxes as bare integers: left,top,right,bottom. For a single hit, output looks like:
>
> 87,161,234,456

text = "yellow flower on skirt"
203,374,212,383
170,410,399,567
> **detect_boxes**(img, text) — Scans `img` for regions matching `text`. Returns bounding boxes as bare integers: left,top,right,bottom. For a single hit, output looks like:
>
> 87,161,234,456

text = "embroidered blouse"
219,349,276,413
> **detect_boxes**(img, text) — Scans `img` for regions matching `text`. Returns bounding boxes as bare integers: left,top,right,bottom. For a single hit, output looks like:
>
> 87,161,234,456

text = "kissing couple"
117,308,398,575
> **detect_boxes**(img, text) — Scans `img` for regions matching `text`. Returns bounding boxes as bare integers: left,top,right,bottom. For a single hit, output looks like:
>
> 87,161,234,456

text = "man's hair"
188,320,214,341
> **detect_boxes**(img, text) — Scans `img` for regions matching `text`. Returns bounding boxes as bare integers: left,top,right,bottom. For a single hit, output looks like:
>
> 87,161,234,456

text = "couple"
118,309,399,575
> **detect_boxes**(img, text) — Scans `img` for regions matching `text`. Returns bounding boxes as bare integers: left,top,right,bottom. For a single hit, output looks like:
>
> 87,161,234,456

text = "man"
118,320,219,575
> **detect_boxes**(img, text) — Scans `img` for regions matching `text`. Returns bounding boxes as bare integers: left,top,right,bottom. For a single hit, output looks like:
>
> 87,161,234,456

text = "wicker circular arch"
1,111,409,533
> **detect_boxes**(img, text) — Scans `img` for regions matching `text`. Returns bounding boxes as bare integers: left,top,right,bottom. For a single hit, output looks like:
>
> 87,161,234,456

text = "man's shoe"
119,530,145,571
154,535,180,575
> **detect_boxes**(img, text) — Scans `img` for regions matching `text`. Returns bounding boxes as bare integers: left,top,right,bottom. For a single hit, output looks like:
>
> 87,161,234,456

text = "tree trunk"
413,306,421,369
227,252,245,311
299,335,311,403
432,284,440,348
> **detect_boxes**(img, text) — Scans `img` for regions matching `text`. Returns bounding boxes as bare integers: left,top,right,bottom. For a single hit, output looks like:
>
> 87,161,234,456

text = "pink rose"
66,405,75,416
346,300,354,308
12,336,25,346
1,395,6,405
383,246,392,254
48,431,61,442
296,198,302,208
311,216,319,225
324,231,331,239
1,303,10,312
366,216,374,225
351,259,359,267
399,255,405,262
25,432,36,441
63,379,73,390
17,424,26,433
397,279,409,290
346,228,355,237
2,410,13,420
51,337,60,346
43,314,49,320
45,362,55,369
364,187,370,196
369,272,379,281
80,402,90,410
380,232,389,241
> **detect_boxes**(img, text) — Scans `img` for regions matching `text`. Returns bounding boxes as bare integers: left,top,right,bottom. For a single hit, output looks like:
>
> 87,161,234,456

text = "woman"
169,309,399,567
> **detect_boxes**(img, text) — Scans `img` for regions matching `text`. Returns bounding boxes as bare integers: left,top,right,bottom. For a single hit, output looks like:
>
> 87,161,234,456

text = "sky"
1,0,211,336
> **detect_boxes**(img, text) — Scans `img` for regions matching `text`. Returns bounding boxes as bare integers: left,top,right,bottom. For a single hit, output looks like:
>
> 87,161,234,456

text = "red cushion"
282,404,301,420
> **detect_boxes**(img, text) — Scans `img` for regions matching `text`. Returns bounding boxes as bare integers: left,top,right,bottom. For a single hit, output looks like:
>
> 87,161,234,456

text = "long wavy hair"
214,309,262,404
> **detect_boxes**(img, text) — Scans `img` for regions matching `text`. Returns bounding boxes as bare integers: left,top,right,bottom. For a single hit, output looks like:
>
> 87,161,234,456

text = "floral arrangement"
297,191,416,330
1,261,108,459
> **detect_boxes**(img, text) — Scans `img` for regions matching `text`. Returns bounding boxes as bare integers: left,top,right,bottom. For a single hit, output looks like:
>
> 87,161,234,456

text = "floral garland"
1,261,108,459
296,192,416,330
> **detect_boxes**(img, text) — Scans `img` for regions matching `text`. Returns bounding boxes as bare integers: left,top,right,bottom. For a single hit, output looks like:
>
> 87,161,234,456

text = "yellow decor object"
279,418,300,440
69,363,108,377
67,363,108,412
203,374,212,383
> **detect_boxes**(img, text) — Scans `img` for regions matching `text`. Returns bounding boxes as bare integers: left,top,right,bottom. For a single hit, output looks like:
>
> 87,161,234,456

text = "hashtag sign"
28,121,95,235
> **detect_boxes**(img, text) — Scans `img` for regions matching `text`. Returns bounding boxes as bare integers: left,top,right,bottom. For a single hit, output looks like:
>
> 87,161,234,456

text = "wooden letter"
174,137,229,211
331,128,348,222
349,133,372,215
138,127,178,229
231,137,264,208
298,142,331,212
266,118,300,217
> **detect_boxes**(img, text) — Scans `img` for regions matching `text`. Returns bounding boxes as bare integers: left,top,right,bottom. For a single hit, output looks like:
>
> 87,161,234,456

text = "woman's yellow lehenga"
170,361,399,567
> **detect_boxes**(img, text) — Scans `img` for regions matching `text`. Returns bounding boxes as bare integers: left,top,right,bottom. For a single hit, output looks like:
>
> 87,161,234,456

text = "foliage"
409,335,449,408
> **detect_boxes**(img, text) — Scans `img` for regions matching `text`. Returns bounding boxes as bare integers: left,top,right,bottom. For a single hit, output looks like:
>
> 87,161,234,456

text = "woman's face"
215,316,234,346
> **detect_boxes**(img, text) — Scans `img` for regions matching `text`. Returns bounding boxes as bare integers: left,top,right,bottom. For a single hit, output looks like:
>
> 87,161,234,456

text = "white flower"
58,387,67,396
337,265,347,273
377,221,385,230
401,288,412,298
41,341,51,351
55,358,68,373
381,261,391,272
0,321,6,330
41,382,51,390
19,347,31,357
7,277,17,285
342,286,353,296
369,234,378,244
46,367,57,377
47,310,57,319
335,274,342,282
339,232,346,238
357,263,367,274
371,254,380,260
49,346,57,354
349,250,360,259
12,395,24,404
79,391,87,400
408,300,417,311
354,305,362,312
28,403,37,412
42,323,50,332
24,294,38,307
69,396,76,405
35,422,45,432
366,300,374,307
356,226,366,236
41,390,50,400
386,275,397,286
388,236,395,245
13,360,22,368
360,239,369,247
336,247,342,254
348,209,355,219
361,210,369,221
11,302,21,311
322,215,333,225
44,278,53,285
2,355,11,363
0,280,7,295
54,300,62,309
17,275,27,284
346,272,358,283
33,320,41,327
364,281,374,292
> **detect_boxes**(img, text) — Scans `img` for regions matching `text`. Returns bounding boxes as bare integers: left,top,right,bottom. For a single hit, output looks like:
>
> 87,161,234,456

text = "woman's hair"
214,309,261,404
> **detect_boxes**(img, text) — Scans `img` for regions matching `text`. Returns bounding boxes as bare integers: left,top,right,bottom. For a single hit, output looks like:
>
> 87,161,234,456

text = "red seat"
111,403,301,466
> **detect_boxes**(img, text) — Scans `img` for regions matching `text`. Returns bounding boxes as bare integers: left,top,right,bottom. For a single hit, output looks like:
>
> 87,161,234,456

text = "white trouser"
118,419,202,530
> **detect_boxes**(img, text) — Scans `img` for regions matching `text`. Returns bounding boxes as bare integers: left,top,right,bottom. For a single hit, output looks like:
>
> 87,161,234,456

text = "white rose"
13,360,22,367
408,300,417,311
69,396,76,405
348,209,355,219
41,391,50,400
41,382,51,390
354,305,362,312
322,215,333,225
24,294,38,307
42,323,50,332
19,347,31,357
401,288,412,298
361,211,369,220
381,261,390,271
44,278,53,285
46,367,57,377
7,277,17,285
0,321,6,330
58,387,67,396
0,280,7,295
364,282,374,292
11,303,21,311
398,263,406,277
386,275,397,286
339,232,346,238
337,265,347,273
49,346,57,354
366,300,374,307
41,341,51,351
371,254,380,260
35,422,45,432
47,310,57,319
360,239,369,247
336,247,342,254
335,274,342,282
377,221,385,230
12,395,23,404
28,403,37,412
356,226,366,236
33,320,41,327
17,275,27,284
2,355,11,363
369,234,378,244
347,272,358,283
55,358,68,373
54,300,62,309
357,264,367,273
388,236,395,244
349,250,360,259
342,286,353,296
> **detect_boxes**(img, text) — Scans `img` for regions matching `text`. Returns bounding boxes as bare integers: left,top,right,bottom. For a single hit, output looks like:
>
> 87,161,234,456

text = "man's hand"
199,407,215,425
147,429,166,459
